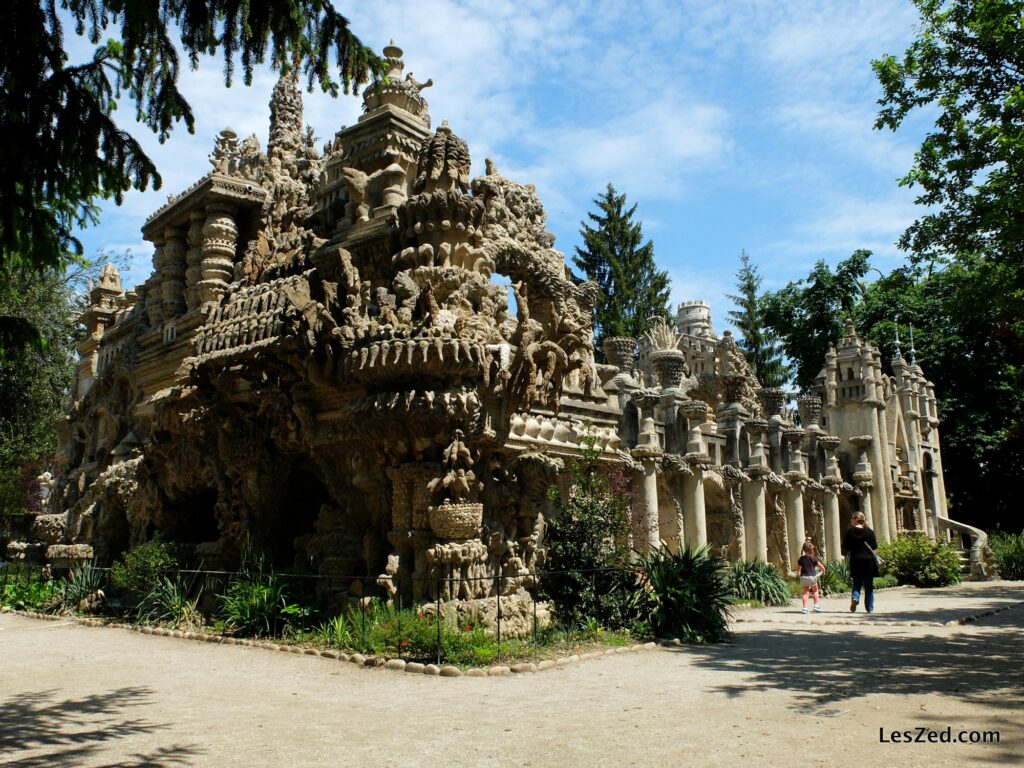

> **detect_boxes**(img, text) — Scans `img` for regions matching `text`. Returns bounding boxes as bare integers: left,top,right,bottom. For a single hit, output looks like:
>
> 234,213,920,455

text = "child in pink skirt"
796,540,825,614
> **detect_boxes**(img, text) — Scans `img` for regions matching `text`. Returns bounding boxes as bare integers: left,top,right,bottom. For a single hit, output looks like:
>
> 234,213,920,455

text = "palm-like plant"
638,545,731,644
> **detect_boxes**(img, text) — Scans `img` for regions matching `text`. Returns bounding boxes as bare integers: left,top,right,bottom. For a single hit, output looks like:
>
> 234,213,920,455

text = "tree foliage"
0,256,115,537
573,184,671,356
760,250,871,390
0,1,381,279
726,250,789,388
869,0,1024,530
873,0,1024,268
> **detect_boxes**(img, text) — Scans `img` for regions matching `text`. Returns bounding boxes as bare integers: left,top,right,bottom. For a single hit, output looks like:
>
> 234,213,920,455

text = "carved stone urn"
720,373,747,407
650,349,687,390
428,501,484,540
796,395,822,427
602,336,637,371
758,387,787,419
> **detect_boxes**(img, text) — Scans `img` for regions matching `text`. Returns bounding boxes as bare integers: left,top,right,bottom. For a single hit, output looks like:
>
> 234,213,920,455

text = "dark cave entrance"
269,459,331,568
162,489,220,545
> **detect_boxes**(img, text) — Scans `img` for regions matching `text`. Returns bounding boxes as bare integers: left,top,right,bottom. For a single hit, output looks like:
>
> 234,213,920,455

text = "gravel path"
1,581,1021,767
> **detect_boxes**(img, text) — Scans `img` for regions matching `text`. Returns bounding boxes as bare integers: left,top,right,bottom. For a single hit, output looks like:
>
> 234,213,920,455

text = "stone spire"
908,323,917,365
268,69,304,154
893,322,903,360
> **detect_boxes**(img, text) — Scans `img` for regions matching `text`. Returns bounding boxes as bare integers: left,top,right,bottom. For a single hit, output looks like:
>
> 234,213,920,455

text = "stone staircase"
957,548,971,576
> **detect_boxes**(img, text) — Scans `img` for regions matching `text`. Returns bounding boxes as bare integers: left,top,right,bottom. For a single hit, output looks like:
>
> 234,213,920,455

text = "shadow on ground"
745,583,1024,625
680,607,1024,764
0,687,201,767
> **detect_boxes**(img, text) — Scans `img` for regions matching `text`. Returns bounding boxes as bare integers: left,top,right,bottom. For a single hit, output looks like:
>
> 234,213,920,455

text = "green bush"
217,548,314,637
542,436,642,631
637,545,731,644
989,533,1024,580
1,567,61,611
873,573,899,589
137,573,202,628
727,560,790,606
877,533,962,588
110,539,177,594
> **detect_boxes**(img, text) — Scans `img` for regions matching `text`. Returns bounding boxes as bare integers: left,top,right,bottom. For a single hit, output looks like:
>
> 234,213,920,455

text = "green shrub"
873,573,899,589
110,539,177,594
542,436,642,631
727,560,790,606
989,533,1024,580
64,562,106,610
637,545,731,644
877,533,962,588
1,568,61,611
317,613,355,647
217,548,314,637
137,573,202,628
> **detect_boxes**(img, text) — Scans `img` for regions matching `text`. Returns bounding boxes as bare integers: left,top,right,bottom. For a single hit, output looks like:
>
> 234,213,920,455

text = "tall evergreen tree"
573,184,671,356
726,250,789,388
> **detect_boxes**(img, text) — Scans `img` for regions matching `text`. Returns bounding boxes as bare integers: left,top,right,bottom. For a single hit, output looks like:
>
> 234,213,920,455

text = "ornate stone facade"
13,45,986,598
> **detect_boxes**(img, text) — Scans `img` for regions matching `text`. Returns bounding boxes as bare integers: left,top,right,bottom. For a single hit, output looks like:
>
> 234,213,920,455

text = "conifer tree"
573,184,671,357
726,250,789,388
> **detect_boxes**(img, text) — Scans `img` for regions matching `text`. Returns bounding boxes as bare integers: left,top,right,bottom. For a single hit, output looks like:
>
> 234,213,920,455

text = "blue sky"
68,0,931,334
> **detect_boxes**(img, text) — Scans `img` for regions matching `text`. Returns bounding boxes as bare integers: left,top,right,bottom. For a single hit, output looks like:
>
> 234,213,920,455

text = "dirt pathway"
1,581,1021,767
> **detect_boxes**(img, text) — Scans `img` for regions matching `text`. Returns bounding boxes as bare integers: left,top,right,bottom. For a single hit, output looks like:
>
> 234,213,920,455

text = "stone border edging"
0,606,657,677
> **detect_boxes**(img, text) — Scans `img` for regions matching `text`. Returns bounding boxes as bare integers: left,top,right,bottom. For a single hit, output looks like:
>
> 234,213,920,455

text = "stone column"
199,205,237,306
160,226,188,319
186,212,206,310
818,435,843,561
631,393,663,552
743,420,769,562
850,435,875,528
681,399,710,548
864,412,891,542
143,244,166,329
782,428,807,567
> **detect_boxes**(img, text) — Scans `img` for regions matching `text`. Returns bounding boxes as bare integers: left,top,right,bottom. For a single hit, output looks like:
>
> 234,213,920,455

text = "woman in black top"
842,511,879,613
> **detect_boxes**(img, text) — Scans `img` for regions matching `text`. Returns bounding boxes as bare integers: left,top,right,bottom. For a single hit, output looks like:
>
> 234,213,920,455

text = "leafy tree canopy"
0,1,381,279
873,0,1024,268
0,255,115,535
726,250,789,388
572,184,671,356
760,249,871,390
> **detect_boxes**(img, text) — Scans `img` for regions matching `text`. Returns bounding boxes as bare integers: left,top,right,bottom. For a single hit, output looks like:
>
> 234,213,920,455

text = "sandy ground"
1,581,1021,768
